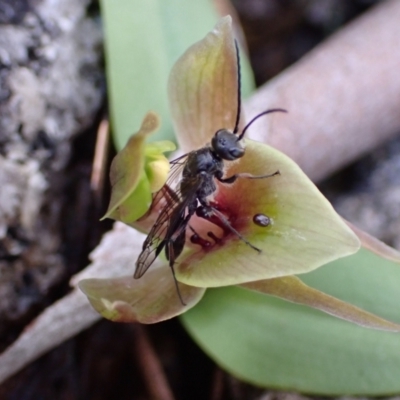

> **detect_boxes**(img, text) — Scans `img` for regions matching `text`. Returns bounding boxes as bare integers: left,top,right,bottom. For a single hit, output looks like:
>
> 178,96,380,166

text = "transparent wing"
134,153,200,278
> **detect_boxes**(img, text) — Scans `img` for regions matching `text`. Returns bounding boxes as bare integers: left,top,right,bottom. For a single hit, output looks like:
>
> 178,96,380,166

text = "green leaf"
181,248,400,395
100,0,255,150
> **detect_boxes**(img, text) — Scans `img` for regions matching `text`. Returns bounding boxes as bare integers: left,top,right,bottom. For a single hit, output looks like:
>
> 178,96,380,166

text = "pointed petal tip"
139,111,161,135
244,276,400,333
213,15,232,32
346,219,400,264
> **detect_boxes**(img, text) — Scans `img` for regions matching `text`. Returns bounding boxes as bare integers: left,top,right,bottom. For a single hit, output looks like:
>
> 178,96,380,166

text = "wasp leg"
164,199,198,263
165,239,186,306
165,228,186,264
163,232,187,306
218,170,280,184
196,205,261,253
163,201,198,306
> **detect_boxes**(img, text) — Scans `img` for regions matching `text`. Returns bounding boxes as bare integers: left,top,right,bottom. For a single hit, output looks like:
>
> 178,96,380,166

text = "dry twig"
245,0,400,182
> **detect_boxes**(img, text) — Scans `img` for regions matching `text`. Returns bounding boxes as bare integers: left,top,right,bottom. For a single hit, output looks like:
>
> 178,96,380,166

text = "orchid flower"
79,17,400,332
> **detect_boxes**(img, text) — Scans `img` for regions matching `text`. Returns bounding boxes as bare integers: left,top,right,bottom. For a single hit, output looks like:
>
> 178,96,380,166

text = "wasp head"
211,129,245,161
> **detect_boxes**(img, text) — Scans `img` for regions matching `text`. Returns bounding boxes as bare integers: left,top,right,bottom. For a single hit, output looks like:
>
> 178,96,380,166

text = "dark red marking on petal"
190,232,212,248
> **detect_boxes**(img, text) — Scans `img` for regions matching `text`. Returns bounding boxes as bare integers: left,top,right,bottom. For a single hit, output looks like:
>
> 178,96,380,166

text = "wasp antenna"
233,39,241,134
238,108,288,141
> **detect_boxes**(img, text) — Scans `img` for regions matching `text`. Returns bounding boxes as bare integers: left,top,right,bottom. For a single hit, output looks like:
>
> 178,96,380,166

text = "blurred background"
0,0,398,399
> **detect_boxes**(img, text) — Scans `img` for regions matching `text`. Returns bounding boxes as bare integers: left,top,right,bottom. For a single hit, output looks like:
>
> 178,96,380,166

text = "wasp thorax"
211,129,245,161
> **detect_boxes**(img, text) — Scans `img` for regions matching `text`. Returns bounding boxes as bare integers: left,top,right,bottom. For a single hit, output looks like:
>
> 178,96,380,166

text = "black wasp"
134,41,286,304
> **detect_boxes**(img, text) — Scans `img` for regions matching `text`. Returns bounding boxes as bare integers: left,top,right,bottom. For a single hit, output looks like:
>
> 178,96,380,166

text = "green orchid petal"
242,275,400,332
145,140,176,154
168,16,240,152
145,160,170,194
79,266,205,324
144,140,176,192
176,140,360,287
102,112,175,223
112,174,152,224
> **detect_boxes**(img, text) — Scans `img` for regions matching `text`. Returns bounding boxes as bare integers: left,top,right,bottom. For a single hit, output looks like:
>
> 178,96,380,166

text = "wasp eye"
229,146,244,159
212,129,245,161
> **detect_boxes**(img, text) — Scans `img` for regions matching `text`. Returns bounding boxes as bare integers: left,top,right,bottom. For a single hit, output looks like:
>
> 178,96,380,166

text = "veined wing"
134,153,189,231
134,153,199,278
144,152,189,213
